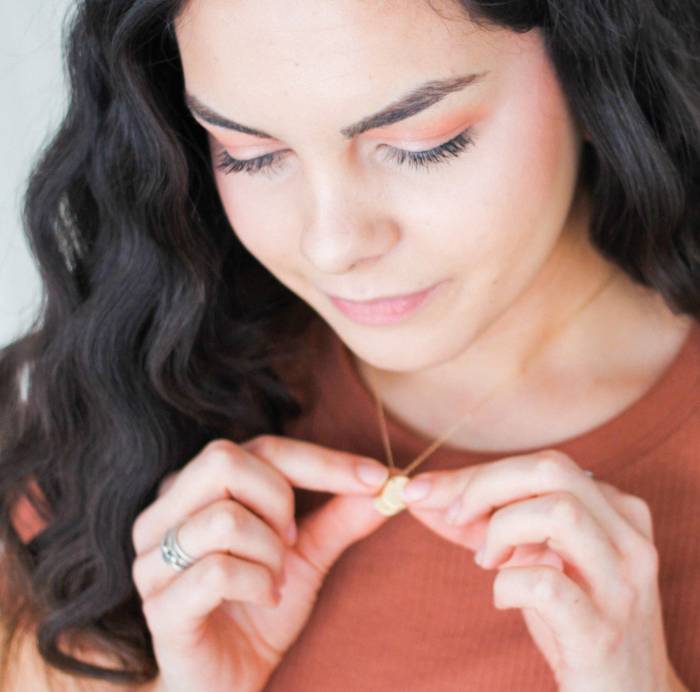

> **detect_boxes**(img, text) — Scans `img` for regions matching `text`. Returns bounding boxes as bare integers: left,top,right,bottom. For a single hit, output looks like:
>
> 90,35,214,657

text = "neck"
355,197,693,453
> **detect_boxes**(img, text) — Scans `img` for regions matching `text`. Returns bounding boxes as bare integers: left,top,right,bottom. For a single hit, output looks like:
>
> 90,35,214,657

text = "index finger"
402,453,594,512
241,434,389,492
132,435,388,554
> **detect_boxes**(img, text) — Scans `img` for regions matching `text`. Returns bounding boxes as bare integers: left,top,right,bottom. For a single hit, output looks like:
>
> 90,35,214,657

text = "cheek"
207,135,294,263
454,74,580,267
498,53,582,229
403,127,571,281
213,170,294,269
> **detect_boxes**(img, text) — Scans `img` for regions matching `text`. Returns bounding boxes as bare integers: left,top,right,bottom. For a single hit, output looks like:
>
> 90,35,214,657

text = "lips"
329,284,435,305
326,280,445,325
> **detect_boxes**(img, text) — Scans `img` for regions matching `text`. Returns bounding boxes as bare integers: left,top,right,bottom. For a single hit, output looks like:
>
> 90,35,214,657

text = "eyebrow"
184,71,488,140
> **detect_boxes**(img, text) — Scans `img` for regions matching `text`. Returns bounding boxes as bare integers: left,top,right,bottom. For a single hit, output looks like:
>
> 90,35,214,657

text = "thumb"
294,491,389,577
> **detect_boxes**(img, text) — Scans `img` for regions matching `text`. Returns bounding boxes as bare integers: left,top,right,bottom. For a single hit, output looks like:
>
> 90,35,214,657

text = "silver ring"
160,523,197,571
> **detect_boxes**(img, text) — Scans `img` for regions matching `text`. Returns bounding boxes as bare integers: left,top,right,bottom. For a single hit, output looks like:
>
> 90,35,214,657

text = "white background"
0,1,74,348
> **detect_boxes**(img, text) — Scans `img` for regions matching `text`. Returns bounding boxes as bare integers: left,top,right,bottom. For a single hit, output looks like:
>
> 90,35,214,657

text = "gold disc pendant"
372,474,410,516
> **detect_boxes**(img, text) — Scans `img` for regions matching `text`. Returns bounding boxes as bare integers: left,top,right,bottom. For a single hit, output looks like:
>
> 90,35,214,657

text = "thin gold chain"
369,270,616,477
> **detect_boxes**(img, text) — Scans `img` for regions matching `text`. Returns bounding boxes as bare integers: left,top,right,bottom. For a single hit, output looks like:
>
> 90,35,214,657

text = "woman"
0,0,698,690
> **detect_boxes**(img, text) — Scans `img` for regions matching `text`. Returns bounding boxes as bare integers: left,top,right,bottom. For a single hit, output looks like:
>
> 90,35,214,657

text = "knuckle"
262,569,278,601
280,484,296,529
596,623,624,657
202,437,238,457
246,434,274,453
269,573,281,602
251,434,282,458
131,511,154,555
201,554,232,589
635,539,660,580
156,471,178,497
627,493,651,516
131,555,147,592
620,516,659,577
549,493,583,527
539,449,570,465
131,516,145,554
271,539,287,572
643,540,660,573
532,568,562,604
616,581,638,618
261,472,295,527
200,440,244,476
534,451,572,485
141,595,164,633
628,495,654,532
208,502,245,538
243,563,276,603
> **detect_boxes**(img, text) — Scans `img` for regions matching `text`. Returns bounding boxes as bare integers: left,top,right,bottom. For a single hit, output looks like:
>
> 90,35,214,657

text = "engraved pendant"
372,474,410,516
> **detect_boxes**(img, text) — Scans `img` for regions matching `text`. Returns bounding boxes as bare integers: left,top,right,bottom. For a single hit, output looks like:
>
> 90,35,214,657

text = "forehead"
173,0,516,111
175,0,475,59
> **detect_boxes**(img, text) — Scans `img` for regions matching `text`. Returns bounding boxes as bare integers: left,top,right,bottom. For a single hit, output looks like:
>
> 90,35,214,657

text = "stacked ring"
160,524,197,571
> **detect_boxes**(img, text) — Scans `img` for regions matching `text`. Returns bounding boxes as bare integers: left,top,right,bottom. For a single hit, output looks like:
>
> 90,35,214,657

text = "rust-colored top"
11,318,700,691
264,318,700,692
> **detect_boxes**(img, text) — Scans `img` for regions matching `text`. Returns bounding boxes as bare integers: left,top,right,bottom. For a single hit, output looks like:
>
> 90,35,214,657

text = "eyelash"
214,127,475,177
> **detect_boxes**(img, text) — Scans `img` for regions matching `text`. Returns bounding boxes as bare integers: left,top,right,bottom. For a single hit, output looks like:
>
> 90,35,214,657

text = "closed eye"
214,127,475,177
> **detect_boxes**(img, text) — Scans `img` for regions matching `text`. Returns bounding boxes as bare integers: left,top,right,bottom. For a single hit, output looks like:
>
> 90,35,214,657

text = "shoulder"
1,624,156,692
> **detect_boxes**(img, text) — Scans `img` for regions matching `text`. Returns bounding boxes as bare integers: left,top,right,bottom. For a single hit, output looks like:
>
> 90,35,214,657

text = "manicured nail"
402,478,431,502
475,546,485,566
446,498,462,525
286,522,297,545
357,463,389,486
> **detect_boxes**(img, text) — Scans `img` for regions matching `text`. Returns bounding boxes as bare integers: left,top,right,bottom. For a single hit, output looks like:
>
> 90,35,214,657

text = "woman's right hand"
131,436,391,692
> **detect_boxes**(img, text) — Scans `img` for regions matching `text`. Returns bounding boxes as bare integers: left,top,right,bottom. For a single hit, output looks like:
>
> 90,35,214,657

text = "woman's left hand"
398,449,686,692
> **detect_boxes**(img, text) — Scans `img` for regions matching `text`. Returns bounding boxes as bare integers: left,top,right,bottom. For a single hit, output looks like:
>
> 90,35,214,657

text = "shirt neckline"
328,318,700,475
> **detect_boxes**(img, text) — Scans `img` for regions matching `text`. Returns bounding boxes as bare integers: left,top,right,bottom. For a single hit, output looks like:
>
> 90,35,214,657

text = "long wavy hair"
0,0,698,685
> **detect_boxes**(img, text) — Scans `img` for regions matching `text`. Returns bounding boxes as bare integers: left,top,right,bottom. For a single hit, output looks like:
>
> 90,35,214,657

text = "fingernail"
475,546,485,566
287,522,297,545
357,463,389,486
402,478,431,502
446,498,462,525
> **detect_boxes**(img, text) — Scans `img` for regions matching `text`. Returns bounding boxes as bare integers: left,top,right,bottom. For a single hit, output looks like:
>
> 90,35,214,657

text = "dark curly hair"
0,0,698,686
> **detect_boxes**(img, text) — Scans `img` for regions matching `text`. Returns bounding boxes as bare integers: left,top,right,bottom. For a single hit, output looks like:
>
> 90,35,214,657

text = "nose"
299,176,399,274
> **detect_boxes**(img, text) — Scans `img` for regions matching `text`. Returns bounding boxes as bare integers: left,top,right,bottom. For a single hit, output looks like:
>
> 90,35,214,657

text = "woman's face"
175,0,586,372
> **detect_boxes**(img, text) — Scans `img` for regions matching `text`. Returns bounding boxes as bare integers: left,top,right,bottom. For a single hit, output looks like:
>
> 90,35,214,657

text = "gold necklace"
369,271,615,516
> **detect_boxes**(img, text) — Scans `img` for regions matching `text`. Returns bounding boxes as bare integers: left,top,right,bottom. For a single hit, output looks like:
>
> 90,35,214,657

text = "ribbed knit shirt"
262,318,700,692
10,319,700,691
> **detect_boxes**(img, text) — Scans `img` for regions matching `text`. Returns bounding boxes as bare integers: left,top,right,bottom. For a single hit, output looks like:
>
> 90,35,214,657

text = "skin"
173,1,692,689
175,0,691,455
